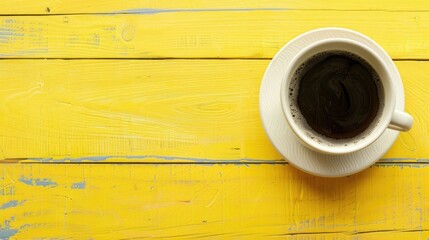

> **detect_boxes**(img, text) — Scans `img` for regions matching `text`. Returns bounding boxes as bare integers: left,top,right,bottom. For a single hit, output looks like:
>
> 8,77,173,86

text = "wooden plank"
1,163,429,239
0,12,428,59
0,60,427,163
1,0,429,14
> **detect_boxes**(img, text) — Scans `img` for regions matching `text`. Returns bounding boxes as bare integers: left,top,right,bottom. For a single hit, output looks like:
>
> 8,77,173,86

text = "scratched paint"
1,164,429,239
0,17,47,56
0,1,427,239
0,200,24,210
0,186,15,196
0,25,24,44
0,14,429,58
18,176,57,187
71,181,86,189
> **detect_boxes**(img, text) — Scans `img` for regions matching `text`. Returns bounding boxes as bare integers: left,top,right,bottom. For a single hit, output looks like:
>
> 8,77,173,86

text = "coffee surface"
297,55,379,139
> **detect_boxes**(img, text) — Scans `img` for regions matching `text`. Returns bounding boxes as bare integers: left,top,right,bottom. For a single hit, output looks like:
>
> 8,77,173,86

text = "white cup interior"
280,38,396,155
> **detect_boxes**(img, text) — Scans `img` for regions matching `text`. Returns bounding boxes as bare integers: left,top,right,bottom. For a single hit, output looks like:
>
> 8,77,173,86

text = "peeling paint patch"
0,218,18,239
18,176,57,187
0,226,17,239
71,181,86,189
0,200,25,210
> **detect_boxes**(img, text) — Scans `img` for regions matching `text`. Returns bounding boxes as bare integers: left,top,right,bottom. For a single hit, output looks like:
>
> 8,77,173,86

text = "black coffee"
295,53,380,139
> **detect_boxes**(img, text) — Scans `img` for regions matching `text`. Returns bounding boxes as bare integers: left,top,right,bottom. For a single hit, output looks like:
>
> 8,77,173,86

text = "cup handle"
388,110,413,131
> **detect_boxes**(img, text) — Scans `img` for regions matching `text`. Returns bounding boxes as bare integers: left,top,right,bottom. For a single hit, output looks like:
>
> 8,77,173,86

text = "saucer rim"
259,27,403,177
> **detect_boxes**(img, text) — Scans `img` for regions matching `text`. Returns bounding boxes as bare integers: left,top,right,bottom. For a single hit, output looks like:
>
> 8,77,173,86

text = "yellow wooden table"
1,1,428,239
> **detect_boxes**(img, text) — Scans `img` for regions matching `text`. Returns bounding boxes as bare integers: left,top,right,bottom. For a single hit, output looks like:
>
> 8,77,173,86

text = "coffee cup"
280,38,413,155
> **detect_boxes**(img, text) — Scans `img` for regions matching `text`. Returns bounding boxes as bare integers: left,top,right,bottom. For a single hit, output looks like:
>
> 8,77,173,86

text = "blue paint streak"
375,163,426,169
381,157,413,161
71,181,86,189
0,27,24,45
112,7,288,15
380,158,429,162
0,200,24,210
18,176,57,187
0,31,24,37
0,48,49,57
27,155,285,163
25,155,429,164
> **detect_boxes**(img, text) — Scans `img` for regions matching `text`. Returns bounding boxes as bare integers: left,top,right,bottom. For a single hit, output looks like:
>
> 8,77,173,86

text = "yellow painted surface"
1,164,429,239
1,0,429,239
0,61,427,162
0,12,428,59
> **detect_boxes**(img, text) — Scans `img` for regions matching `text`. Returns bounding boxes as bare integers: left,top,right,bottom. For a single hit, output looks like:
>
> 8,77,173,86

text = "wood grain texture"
1,0,429,238
0,60,427,163
1,0,429,14
1,163,429,239
0,11,428,59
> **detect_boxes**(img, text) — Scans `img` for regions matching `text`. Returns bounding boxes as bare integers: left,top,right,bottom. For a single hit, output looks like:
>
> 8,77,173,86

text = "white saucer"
260,28,404,177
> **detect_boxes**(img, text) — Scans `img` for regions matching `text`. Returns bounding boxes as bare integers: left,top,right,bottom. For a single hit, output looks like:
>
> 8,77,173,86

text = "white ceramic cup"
280,38,413,155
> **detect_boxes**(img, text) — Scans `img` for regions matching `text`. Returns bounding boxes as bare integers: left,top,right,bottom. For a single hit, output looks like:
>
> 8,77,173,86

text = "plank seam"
0,58,427,61
0,9,429,16
268,228,428,237
1,159,428,165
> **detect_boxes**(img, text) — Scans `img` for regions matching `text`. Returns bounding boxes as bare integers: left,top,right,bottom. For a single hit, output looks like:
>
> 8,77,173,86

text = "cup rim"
280,38,396,155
